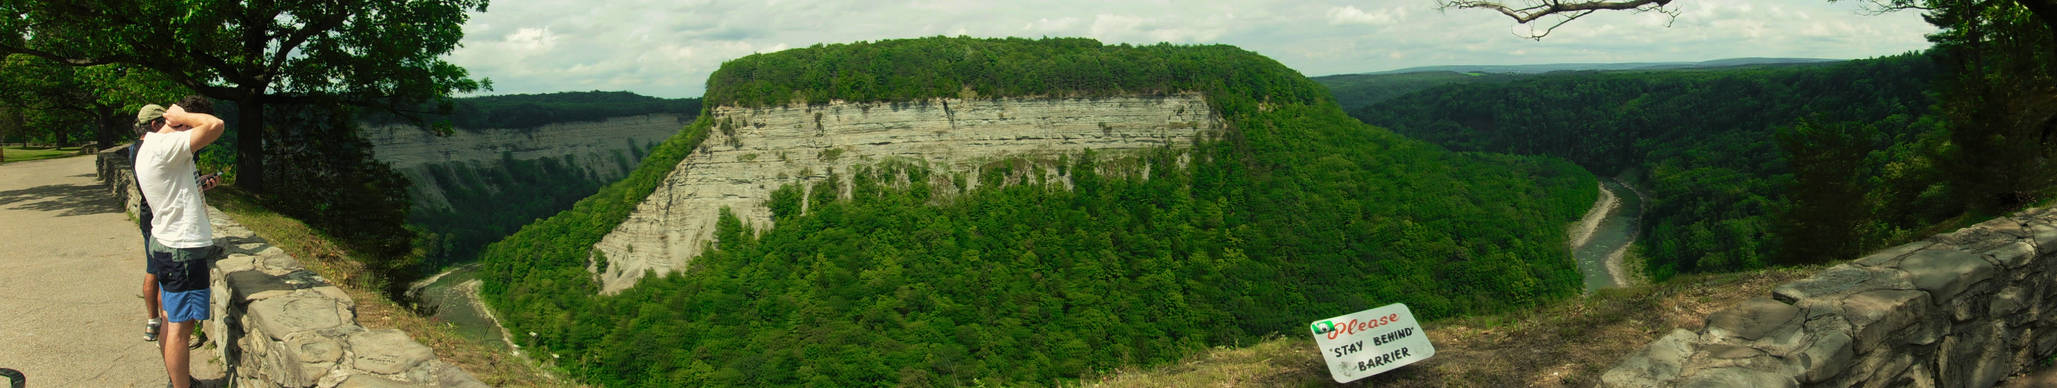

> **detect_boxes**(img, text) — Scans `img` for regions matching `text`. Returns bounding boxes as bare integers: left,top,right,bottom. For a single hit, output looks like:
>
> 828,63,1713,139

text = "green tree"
0,0,489,191
1925,0,2057,211
1448,0,2057,211
1774,119,1875,265
0,54,189,149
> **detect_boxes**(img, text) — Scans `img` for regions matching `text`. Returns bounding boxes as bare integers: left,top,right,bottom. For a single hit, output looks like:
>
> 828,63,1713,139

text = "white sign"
1309,303,1435,383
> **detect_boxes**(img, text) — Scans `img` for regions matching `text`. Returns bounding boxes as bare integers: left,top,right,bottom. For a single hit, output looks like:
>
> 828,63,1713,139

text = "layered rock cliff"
363,114,688,212
589,93,1220,293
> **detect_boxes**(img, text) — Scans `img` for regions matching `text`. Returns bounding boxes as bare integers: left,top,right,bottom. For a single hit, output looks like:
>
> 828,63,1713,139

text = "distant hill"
1314,58,1845,112
1311,71,1528,113
1359,57,1842,75
361,90,701,131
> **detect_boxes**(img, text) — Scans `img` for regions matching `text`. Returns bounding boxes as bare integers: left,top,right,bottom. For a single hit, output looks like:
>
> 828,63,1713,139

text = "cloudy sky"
446,0,1938,99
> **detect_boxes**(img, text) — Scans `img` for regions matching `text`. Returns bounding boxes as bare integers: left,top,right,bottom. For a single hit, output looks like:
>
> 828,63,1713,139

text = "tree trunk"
96,105,122,151
237,97,266,193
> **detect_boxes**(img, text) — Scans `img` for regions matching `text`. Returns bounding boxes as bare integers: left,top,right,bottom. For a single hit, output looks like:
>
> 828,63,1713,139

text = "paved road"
0,156,224,387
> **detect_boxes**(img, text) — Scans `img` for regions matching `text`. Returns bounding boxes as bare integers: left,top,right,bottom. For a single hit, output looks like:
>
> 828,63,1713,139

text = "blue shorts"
161,288,211,323
146,239,218,292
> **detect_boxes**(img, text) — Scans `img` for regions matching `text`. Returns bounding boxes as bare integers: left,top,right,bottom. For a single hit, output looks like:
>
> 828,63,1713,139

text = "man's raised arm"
163,104,226,151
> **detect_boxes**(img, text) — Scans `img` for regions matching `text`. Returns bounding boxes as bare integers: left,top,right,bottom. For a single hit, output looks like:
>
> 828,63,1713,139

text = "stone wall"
98,149,483,387
589,93,1221,293
1602,206,2057,387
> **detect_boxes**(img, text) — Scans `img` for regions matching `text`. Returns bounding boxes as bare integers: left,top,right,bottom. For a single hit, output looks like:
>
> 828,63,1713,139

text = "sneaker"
144,318,161,342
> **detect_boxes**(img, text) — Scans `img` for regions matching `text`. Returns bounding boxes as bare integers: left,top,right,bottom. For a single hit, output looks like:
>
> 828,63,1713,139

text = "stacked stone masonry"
98,150,483,387
1602,206,2057,387
589,93,1222,293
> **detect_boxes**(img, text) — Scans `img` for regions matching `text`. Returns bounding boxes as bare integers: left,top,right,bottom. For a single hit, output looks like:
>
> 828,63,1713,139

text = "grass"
206,188,563,386
1,145,86,164
1081,266,1823,388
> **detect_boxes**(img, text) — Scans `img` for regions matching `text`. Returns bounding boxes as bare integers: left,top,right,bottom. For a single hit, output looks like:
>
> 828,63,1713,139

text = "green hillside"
478,37,1595,386
1311,71,1526,112
1356,53,1953,279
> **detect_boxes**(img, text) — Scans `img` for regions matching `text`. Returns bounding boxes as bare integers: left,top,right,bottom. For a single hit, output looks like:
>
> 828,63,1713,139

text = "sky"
446,0,1939,99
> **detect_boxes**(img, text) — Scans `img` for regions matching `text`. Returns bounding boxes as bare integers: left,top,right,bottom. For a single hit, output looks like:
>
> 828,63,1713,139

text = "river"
408,264,517,352
1568,178,1644,292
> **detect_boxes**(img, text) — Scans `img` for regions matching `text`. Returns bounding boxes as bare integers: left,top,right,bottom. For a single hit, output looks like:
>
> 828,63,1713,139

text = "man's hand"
199,173,220,191
162,104,226,150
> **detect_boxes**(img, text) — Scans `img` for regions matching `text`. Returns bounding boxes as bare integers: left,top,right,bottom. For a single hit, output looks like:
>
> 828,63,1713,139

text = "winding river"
408,264,515,352
1569,178,1644,292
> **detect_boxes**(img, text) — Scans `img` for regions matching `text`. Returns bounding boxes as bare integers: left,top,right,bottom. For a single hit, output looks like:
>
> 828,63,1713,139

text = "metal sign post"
1309,303,1435,383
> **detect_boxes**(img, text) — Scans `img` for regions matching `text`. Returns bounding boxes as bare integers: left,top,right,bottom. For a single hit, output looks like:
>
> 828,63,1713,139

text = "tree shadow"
0,182,122,216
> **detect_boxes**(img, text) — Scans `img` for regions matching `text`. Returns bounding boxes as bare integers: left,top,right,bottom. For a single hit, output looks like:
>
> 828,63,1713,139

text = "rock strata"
362,114,687,211
1602,207,2057,387
590,94,1221,293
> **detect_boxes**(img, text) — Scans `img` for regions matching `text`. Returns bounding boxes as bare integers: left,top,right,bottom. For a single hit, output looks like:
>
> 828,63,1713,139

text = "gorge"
589,94,1222,293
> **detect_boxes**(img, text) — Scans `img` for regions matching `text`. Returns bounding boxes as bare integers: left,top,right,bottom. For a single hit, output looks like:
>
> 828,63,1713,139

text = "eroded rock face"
590,94,1221,293
363,114,689,211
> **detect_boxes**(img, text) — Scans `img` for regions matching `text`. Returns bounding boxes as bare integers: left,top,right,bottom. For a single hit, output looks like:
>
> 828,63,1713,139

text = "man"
132,104,218,343
136,95,224,388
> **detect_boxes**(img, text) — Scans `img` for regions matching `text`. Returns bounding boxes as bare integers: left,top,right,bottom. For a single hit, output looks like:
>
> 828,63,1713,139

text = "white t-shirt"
136,130,213,248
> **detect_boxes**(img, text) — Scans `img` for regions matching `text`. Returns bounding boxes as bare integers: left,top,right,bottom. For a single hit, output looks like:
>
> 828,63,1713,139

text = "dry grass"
1084,266,1822,387
207,189,563,386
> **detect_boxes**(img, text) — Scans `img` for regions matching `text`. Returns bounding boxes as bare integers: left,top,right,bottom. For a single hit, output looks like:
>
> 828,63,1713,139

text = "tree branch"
1440,0,1680,39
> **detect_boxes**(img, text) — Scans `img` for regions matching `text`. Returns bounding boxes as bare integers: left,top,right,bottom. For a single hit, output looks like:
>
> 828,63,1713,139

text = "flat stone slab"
1704,298,1800,341
348,329,436,375
1772,265,1905,304
248,295,346,339
1897,247,1994,303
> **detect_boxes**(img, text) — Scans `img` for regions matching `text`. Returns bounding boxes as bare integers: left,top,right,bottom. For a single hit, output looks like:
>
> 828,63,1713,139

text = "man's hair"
133,118,163,137
175,95,215,114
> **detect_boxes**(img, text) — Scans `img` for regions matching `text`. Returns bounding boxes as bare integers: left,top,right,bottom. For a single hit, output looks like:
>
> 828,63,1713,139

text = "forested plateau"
475,36,1598,385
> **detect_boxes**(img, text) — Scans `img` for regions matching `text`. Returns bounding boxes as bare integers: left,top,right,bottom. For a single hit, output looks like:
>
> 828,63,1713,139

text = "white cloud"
504,27,558,52
446,0,1937,99
1328,6,1404,25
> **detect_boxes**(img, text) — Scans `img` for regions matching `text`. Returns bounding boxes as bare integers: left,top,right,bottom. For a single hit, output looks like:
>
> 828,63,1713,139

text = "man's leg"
161,318,193,388
143,274,160,318
143,274,161,341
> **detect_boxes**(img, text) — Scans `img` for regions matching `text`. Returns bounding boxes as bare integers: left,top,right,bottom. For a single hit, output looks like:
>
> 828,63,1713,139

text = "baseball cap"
135,104,167,127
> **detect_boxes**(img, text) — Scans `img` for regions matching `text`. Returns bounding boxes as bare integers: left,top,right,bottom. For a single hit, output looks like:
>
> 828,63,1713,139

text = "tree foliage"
478,37,1596,385
0,0,489,191
0,54,187,148
1925,0,2057,211
1359,54,1957,277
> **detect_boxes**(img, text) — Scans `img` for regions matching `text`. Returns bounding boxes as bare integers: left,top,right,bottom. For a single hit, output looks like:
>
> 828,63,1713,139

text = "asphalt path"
0,155,225,387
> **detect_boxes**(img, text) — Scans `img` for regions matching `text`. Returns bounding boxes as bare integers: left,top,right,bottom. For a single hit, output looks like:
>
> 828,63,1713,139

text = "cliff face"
363,114,688,211
590,93,1220,293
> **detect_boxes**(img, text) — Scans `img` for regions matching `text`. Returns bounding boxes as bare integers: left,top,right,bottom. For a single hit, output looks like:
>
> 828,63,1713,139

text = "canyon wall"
362,114,688,212
1602,206,2057,387
590,93,1221,293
